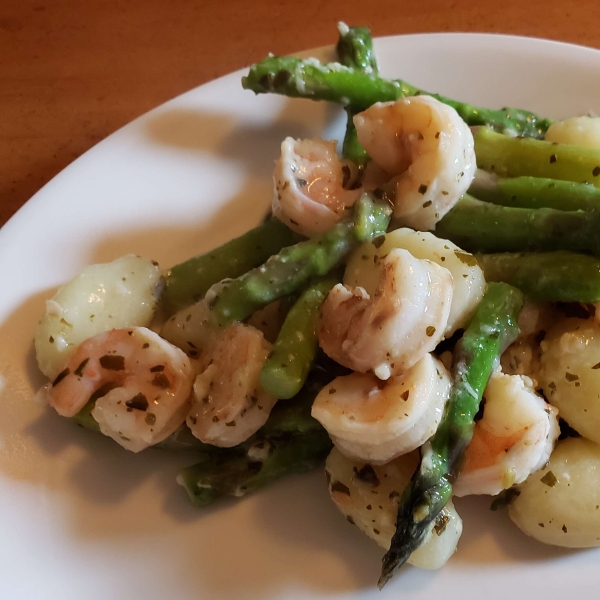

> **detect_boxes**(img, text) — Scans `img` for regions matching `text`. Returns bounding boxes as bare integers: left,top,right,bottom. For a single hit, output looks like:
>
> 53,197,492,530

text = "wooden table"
2,0,600,227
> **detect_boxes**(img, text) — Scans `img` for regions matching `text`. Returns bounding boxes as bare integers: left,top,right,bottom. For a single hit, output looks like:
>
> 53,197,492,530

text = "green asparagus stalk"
335,23,379,76
260,277,338,400
379,282,523,587
178,357,348,506
261,353,350,436
477,251,600,303
435,195,600,256
178,428,332,507
208,193,391,327
469,171,600,211
336,23,379,165
474,127,600,185
242,56,552,138
162,218,300,316
243,55,412,107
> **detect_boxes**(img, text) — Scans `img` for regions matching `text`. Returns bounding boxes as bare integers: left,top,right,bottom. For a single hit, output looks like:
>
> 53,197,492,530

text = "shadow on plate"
453,494,580,565
145,97,344,179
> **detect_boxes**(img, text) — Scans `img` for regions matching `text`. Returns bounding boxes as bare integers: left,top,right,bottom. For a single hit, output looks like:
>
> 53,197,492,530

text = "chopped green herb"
331,481,351,495
99,355,125,371
353,464,380,486
125,393,149,412
541,471,558,487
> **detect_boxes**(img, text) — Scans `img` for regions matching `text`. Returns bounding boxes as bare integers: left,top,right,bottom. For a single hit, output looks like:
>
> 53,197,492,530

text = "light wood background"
2,0,600,227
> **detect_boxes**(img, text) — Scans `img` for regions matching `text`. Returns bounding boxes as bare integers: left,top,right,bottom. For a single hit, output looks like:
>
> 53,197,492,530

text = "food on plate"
453,371,559,497
344,228,486,335
379,282,523,586
325,446,463,569
508,437,600,547
260,278,336,399
187,323,277,447
318,248,452,379
312,354,451,463
537,318,600,445
469,170,600,211
473,125,600,183
544,115,600,149
273,137,362,236
35,254,161,379
436,194,600,256
477,251,600,302
31,21,600,588
353,95,476,230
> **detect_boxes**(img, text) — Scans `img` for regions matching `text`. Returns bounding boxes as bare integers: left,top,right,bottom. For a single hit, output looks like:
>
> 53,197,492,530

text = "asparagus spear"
379,282,523,587
178,429,332,507
469,171,600,211
178,357,349,506
260,277,338,400
162,218,300,316
336,23,379,76
336,23,379,165
435,195,600,256
477,251,600,302
242,56,552,138
208,193,391,327
474,126,600,185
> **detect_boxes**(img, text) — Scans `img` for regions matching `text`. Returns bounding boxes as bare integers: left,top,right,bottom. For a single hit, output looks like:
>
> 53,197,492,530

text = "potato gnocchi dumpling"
325,446,463,570
34,255,161,379
538,318,600,445
344,228,485,336
508,437,600,548
545,116,600,150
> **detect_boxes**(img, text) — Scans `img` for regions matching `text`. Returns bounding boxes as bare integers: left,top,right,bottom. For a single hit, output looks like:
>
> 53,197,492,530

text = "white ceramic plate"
2,33,600,600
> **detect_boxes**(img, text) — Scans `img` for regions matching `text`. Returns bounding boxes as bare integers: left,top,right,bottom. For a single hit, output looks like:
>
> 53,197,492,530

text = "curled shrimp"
453,371,560,497
354,95,476,230
312,354,451,464
272,137,362,237
318,248,453,380
47,327,195,452
187,323,278,448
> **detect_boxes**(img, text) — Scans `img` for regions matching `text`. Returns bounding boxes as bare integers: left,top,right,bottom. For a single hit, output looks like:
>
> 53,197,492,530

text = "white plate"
1,33,600,600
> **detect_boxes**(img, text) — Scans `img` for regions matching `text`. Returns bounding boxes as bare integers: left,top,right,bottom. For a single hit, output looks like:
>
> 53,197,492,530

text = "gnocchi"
508,437,600,548
325,446,463,569
538,317,600,445
545,116,600,150
34,255,161,380
344,229,485,336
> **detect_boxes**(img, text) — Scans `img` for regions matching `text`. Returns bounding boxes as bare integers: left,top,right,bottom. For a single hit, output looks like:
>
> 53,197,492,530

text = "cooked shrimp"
453,371,559,497
318,248,453,380
312,354,451,464
47,327,195,452
272,137,362,237
354,95,476,230
160,297,220,358
344,228,486,337
187,323,278,448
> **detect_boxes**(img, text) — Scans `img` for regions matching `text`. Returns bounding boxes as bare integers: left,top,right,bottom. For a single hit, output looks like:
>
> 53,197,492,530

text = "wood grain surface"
2,0,600,227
